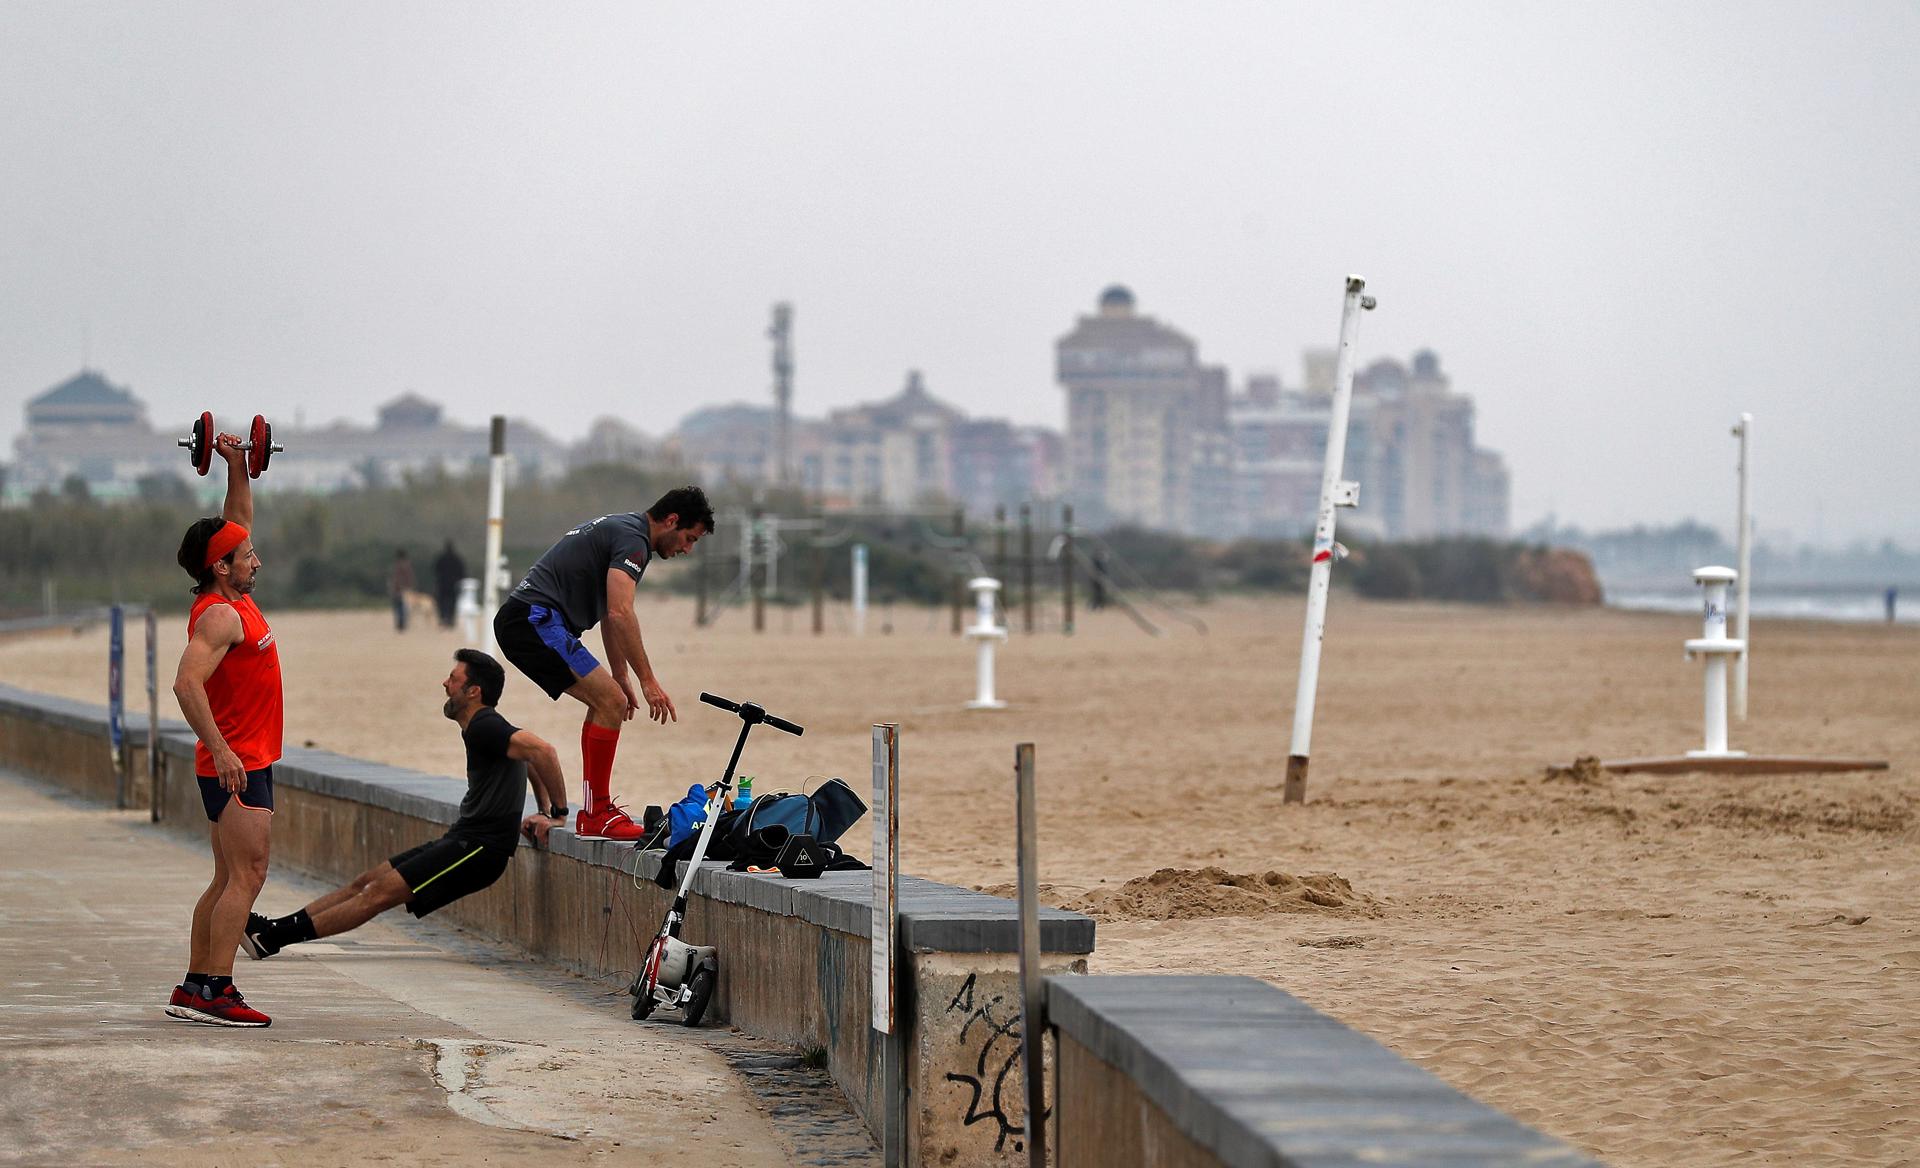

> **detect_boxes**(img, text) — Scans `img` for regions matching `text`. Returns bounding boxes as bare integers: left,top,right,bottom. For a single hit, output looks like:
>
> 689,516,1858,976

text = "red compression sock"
580,721,621,815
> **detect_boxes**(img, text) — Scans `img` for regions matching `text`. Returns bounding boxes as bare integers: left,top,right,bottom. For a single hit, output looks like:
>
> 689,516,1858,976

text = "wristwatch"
548,804,569,820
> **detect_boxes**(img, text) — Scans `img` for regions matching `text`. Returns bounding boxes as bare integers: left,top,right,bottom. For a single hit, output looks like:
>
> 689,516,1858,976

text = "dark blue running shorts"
198,767,275,821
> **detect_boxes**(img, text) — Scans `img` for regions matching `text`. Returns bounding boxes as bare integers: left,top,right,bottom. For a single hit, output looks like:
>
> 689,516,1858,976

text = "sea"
1606,584,1917,625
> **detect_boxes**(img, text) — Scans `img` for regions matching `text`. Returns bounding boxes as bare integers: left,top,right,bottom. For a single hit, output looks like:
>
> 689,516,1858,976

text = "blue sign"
108,605,125,763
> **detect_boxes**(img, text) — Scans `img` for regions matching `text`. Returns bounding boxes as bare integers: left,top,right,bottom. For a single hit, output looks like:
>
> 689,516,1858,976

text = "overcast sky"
3,2,1916,545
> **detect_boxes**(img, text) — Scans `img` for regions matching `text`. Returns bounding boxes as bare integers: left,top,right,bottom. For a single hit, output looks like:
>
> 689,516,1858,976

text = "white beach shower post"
1686,566,1746,759
964,577,1007,710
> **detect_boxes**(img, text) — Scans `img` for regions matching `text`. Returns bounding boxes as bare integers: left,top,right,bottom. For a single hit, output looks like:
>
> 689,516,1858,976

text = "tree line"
0,465,1600,616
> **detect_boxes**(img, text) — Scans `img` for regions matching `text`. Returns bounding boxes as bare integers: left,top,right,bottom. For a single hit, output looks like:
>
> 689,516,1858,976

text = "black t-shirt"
511,513,653,634
450,706,530,848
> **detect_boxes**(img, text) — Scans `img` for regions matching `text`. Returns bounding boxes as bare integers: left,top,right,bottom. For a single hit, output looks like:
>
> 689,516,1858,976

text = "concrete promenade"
0,768,876,1168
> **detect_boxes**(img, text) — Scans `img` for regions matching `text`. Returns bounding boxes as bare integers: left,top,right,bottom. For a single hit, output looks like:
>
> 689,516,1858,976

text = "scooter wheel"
682,966,716,1027
632,992,655,1021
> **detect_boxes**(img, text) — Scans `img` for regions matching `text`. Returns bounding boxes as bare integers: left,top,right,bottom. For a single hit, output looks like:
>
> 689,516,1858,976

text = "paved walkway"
0,769,877,1167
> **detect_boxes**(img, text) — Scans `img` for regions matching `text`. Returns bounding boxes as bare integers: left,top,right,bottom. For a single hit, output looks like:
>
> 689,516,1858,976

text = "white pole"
1284,276,1375,804
1732,414,1753,720
852,544,869,636
481,416,507,656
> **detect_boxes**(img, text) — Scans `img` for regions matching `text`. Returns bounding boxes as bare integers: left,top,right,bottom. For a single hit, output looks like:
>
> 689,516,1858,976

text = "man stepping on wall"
241,651,570,958
488,486,713,841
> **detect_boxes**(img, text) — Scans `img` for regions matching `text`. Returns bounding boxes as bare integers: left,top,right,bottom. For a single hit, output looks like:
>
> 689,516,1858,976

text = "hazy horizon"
4,2,1917,547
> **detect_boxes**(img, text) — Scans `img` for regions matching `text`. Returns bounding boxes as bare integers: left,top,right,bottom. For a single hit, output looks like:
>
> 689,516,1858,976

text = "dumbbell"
179,412,286,479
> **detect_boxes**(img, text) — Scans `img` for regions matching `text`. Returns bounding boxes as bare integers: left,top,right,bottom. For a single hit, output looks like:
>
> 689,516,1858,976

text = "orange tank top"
188,593,284,775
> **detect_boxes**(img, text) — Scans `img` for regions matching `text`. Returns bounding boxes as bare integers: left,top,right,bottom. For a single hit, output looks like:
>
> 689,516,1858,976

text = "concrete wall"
1046,975,1606,1168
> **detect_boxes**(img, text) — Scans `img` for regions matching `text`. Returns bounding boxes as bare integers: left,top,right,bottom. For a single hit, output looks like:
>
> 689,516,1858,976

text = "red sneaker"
176,984,272,1028
575,804,645,842
163,984,198,1020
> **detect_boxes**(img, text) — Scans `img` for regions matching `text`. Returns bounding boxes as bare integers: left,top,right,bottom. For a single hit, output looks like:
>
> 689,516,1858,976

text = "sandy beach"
3,593,1914,1167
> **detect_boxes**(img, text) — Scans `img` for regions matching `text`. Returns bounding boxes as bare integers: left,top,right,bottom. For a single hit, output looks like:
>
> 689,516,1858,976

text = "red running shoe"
176,984,272,1028
163,984,199,1020
575,804,645,842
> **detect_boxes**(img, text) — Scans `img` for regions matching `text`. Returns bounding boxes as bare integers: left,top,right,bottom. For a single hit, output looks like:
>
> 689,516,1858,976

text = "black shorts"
494,597,599,701
198,768,275,821
390,834,513,918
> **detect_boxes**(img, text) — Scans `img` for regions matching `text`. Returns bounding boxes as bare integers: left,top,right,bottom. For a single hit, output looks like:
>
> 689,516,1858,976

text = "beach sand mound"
1066,867,1378,921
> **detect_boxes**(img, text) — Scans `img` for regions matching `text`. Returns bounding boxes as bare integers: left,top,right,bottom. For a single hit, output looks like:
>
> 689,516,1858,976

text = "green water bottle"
733,774,753,813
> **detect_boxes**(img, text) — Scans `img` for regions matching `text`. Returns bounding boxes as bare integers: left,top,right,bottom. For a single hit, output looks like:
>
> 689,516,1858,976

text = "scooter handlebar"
699,692,804,736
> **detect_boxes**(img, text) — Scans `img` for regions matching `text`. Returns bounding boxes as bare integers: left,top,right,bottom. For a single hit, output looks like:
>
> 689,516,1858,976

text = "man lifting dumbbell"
166,428,283,1027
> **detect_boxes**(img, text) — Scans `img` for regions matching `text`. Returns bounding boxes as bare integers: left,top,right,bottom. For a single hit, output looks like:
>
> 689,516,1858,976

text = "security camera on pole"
1283,275,1376,805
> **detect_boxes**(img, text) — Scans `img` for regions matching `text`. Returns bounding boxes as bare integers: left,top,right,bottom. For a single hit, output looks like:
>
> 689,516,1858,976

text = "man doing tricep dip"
240,650,569,959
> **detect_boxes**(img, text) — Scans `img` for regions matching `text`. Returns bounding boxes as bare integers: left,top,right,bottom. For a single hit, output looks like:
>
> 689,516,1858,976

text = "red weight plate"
248,415,268,478
194,412,214,476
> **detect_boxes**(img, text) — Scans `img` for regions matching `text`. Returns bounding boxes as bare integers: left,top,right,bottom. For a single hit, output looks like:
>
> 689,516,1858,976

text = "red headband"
204,522,249,569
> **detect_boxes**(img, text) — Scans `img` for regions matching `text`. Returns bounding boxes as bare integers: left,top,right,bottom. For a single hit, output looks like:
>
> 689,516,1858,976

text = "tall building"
1055,286,1232,534
1213,348,1511,541
1343,351,1509,540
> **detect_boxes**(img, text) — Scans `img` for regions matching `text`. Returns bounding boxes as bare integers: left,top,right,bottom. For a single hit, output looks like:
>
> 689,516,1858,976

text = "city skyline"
3,4,1916,546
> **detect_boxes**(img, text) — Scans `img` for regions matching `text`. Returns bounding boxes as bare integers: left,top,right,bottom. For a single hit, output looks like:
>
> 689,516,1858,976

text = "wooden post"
995,504,1008,605
951,508,966,636
699,557,711,627
1060,504,1075,635
1020,504,1034,634
810,538,824,635
751,509,765,634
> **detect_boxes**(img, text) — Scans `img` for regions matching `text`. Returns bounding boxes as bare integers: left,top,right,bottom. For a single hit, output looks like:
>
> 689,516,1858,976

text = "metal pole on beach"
1732,414,1753,721
1014,742,1048,1168
481,416,507,656
1284,275,1376,805
109,605,126,809
146,608,159,822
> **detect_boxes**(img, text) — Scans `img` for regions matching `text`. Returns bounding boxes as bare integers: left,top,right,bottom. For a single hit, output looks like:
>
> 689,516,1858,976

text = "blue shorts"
198,767,275,821
495,599,602,700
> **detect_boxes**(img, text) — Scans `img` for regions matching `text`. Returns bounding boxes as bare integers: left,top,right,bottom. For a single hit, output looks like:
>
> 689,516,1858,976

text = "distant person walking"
390,548,415,633
167,430,283,1027
433,540,466,629
491,486,713,841
1888,587,1899,624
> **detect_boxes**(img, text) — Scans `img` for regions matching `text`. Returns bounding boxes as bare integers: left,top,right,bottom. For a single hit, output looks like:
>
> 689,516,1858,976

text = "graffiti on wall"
941,972,1045,1153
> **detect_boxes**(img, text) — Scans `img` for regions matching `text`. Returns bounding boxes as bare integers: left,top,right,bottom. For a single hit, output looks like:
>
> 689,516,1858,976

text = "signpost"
871,723,902,1167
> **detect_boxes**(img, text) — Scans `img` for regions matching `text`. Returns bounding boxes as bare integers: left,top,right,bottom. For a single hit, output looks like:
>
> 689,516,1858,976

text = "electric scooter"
629,691,804,1025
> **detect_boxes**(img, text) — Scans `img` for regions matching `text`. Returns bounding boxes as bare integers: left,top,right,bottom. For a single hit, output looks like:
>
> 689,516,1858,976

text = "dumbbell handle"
177,437,285,452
